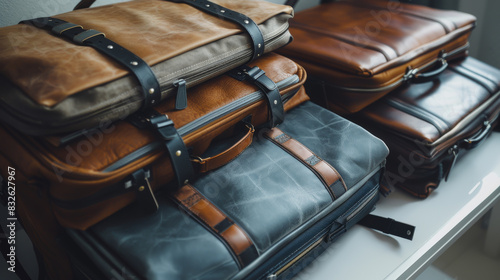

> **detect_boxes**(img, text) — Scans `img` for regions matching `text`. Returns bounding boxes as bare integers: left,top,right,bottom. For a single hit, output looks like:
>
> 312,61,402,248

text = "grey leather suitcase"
65,102,414,279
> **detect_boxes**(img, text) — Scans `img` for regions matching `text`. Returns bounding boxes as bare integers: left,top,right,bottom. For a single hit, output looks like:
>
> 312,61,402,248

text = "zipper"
267,186,379,279
103,75,300,172
328,42,470,93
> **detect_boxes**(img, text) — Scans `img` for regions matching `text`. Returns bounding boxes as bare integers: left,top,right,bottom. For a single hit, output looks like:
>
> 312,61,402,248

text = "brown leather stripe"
173,184,257,267
265,128,347,196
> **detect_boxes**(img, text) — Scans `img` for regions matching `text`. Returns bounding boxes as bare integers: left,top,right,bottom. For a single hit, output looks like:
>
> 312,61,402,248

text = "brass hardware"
176,150,182,157
130,61,138,66
138,186,145,192
149,88,155,94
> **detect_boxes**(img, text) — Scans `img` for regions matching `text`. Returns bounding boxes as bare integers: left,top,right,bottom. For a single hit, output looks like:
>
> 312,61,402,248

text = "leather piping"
173,184,258,268
264,128,347,199
345,1,454,33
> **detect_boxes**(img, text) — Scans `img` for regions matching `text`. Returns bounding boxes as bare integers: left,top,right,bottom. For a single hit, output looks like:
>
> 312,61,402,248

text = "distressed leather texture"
73,101,388,279
0,53,308,230
356,57,500,197
0,0,293,135
278,0,476,113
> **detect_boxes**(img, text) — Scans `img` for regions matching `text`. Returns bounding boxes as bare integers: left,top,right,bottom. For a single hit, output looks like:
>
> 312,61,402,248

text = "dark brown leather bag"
353,57,500,198
278,0,476,114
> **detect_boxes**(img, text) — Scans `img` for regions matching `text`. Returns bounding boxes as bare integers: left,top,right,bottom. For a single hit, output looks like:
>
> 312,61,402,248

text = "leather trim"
264,128,347,198
173,184,258,268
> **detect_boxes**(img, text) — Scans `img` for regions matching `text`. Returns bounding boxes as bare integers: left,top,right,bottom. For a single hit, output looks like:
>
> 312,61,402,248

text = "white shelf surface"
294,132,500,280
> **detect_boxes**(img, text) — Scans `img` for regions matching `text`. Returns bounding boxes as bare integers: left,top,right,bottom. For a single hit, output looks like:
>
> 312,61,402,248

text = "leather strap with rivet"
265,128,347,199
228,65,285,128
358,214,415,241
73,0,265,62
20,17,161,109
173,184,259,268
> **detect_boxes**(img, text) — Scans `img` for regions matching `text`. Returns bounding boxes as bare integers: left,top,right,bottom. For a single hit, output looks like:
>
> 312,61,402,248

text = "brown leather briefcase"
0,0,293,135
353,57,500,198
278,0,476,114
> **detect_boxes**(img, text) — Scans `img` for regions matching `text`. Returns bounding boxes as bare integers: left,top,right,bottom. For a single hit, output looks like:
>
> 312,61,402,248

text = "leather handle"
192,123,255,173
404,53,448,84
462,120,492,150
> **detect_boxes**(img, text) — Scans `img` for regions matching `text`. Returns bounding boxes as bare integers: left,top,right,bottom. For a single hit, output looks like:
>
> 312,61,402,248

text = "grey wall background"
0,0,498,67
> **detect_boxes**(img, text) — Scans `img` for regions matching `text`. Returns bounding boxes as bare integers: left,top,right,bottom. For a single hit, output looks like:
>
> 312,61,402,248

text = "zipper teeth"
273,237,324,277
103,75,300,172
178,75,300,136
330,42,470,93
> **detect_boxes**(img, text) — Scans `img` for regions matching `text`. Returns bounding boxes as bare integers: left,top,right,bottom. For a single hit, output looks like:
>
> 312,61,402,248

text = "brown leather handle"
192,123,255,173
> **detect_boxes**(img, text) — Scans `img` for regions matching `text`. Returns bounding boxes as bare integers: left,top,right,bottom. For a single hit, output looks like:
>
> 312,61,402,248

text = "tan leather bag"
0,0,294,135
278,0,476,114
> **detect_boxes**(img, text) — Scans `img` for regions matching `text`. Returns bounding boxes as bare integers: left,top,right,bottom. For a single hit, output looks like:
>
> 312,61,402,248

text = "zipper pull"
444,145,459,181
173,79,187,110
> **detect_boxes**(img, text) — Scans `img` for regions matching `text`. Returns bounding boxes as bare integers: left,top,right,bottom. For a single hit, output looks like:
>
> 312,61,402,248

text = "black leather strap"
21,17,161,109
167,0,265,62
358,214,415,240
228,65,285,128
144,111,195,189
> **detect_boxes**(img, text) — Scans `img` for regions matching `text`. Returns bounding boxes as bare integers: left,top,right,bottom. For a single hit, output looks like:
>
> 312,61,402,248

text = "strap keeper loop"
73,29,105,44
